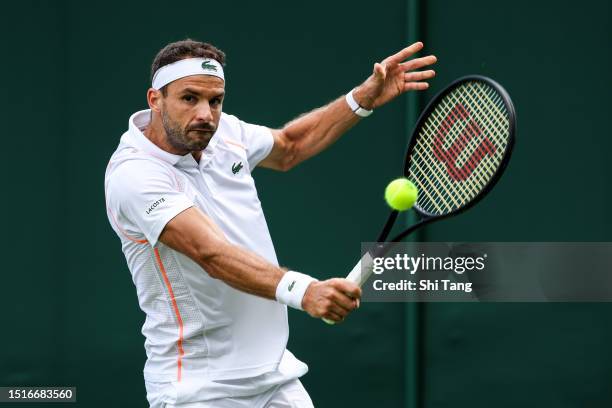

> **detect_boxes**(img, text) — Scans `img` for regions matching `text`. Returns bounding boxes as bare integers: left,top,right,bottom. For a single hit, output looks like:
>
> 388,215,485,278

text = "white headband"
152,58,225,90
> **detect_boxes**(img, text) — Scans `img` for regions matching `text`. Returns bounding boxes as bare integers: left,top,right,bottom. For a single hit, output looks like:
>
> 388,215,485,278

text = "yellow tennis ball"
384,178,418,211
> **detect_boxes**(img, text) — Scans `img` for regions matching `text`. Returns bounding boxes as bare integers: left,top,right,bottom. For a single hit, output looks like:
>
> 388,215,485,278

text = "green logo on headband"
202,60,218,72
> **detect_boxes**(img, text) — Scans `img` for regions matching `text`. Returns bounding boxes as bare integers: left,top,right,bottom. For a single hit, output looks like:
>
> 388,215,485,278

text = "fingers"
330,290,358,312
404,69,436,82
404,82,429,91
316,295,353,322
400,55,438,72
330,278,362,299
383,41,424,65
329,301,351,317
402,69,435,93
326,279,360,313
323,310,344,323
373,62,386,80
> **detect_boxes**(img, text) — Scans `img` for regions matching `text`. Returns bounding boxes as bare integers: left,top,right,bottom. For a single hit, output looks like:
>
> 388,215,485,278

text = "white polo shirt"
104,110,307,403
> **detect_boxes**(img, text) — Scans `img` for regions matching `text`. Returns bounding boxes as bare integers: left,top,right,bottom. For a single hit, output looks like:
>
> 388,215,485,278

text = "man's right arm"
159,206,361,322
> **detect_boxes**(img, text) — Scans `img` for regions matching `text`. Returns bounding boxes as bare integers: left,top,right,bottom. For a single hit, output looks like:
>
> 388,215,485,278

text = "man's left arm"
259,42,437,171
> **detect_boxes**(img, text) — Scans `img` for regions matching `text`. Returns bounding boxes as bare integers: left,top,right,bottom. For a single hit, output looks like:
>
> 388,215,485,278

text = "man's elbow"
280,140,305,171
270,130,301,172
276,156,298,172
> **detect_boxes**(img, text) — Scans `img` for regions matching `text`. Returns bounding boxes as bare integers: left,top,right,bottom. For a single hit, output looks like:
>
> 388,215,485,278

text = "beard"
161,109,217,153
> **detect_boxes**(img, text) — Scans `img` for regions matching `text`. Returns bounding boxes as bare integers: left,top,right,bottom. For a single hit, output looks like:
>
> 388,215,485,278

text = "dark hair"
151,39,226,95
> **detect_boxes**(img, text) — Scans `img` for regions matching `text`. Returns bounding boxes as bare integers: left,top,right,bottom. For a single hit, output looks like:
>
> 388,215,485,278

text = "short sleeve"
106,159,194,246
237,119,274,168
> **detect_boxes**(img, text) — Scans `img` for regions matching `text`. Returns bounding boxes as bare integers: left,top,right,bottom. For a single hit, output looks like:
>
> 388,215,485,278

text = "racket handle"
346,252,374,287
322,252,374,325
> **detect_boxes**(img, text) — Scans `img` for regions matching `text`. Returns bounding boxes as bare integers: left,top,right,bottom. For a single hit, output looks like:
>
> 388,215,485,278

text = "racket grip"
322,252,374,325
346,252,374,287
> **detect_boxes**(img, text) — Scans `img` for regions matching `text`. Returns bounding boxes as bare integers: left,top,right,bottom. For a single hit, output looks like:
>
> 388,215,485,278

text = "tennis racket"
324,75,516,324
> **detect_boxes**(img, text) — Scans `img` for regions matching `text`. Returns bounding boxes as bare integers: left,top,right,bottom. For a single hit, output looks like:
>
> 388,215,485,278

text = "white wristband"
275,271,317,310
345,89,373,117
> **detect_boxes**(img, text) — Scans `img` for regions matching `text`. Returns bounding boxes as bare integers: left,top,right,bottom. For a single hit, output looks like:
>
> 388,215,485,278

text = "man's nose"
195,101,213,122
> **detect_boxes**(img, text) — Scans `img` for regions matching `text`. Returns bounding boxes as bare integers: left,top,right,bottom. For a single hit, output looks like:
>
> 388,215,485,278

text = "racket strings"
413,132,471,213
415,104,488,211
432,97,495,188
457,83,509,155
422,115,486,196
411,139,462,210
439,98,496,173
436,85,506,181
418,83,508,212
408,81,511,215
415,99,489,205
416,107,499,212
449,84,509,179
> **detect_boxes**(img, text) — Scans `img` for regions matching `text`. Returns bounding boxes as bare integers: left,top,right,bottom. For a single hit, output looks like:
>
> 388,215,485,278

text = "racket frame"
383,75,517,243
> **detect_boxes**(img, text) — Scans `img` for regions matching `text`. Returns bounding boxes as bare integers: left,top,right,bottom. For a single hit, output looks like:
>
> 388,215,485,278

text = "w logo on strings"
433,103,496,181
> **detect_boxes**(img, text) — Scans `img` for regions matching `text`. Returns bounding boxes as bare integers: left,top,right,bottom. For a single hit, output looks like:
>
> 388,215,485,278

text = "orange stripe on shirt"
223,138,246,150
107,208,149,244
153,248,185,382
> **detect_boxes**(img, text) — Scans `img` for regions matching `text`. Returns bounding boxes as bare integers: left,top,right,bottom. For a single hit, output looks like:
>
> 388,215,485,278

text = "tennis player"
105,39,436,408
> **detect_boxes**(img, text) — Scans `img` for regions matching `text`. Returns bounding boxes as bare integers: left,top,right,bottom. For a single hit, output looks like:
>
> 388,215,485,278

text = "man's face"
159,75,225,153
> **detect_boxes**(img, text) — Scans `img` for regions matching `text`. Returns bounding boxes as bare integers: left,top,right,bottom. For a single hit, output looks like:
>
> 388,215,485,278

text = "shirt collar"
126,109,185,166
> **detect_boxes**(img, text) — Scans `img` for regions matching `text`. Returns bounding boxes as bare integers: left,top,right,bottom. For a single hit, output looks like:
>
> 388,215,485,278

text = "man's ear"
147,88,163,113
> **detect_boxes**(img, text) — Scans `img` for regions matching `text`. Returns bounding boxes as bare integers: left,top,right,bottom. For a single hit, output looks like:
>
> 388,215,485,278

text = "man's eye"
211,98,222,106
183,95,196,102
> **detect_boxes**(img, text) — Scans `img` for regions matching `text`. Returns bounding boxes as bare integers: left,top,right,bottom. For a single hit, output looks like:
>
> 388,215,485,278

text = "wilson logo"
201,60,218,71
232,162,243,175
433,103,496,181
146,197,166,214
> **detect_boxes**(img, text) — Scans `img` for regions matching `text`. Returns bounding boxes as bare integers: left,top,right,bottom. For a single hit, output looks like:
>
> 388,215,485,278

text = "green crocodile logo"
288,281,296,292
201,60,218,71
232,162,243,175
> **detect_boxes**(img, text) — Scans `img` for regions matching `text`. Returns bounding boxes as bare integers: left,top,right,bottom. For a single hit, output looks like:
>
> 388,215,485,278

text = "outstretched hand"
353,42,437,110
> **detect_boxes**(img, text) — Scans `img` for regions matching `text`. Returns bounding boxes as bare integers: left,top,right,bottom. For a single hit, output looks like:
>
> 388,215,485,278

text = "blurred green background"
0,0,610,407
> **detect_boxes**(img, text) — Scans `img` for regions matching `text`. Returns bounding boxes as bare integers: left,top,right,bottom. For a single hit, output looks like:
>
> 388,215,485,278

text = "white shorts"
146,379,314,408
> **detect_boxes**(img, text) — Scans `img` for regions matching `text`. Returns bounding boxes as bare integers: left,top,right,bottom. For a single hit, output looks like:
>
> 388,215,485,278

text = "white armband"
345,89,374,117
275,271,317,310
